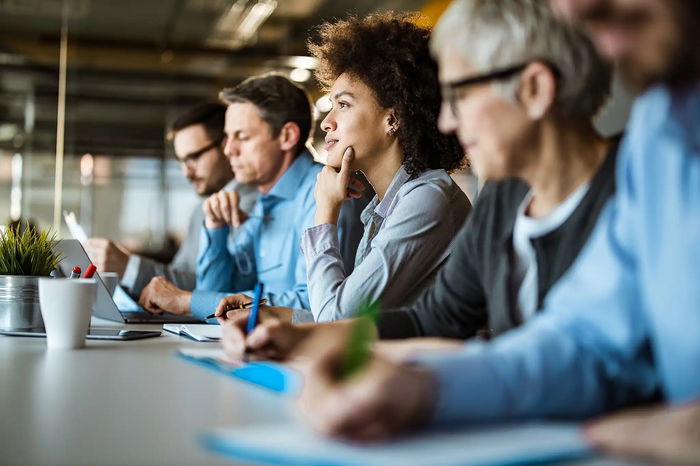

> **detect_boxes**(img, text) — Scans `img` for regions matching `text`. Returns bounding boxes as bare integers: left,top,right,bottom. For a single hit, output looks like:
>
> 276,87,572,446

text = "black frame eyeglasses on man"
177,135,225,168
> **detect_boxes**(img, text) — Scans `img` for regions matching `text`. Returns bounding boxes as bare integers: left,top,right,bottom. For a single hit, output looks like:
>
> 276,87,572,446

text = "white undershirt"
510,182,590,321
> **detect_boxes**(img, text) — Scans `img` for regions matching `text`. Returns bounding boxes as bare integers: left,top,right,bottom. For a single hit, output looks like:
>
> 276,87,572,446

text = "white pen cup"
39,278,96,350
99,272,120,297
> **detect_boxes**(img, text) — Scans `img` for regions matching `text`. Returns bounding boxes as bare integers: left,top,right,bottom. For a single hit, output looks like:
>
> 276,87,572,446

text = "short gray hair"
431,0,611,118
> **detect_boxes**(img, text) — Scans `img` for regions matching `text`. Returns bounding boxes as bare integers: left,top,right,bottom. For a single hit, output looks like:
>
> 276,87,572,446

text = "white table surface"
0,317,639,466
0,317,296,465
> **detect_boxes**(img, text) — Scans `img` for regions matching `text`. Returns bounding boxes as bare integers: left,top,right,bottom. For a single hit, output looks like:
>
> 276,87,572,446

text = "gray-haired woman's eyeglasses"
442,61,561,117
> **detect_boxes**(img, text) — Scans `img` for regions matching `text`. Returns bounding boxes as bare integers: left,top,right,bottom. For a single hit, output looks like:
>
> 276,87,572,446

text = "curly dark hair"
308,12,465,176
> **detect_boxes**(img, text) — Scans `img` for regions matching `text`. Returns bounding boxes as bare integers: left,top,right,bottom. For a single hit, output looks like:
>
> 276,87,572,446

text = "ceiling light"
0,123,19,141
207,0,276,49
290,68,311,82
237,0,277,43
286,56,318,70
315,95,332,113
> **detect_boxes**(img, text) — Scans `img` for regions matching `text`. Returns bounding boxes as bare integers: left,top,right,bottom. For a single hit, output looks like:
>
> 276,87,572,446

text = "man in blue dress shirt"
138,74,366,321
297,0,700,462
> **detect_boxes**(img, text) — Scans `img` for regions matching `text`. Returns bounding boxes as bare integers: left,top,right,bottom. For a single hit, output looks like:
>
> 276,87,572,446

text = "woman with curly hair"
214,13,468,357
218,12,469,327
281,12,472,324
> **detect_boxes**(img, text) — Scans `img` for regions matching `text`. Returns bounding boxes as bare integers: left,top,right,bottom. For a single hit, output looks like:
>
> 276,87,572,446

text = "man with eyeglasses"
85,102,257,297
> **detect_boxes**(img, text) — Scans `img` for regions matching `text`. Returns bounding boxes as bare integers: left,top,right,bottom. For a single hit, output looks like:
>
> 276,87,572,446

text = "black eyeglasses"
441,61,561,117
177,135,225,167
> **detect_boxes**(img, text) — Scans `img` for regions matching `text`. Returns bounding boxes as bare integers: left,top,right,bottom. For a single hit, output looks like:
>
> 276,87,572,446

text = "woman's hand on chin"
314,147,362,225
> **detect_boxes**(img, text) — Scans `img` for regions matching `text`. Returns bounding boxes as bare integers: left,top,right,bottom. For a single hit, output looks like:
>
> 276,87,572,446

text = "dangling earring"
387,126,397,137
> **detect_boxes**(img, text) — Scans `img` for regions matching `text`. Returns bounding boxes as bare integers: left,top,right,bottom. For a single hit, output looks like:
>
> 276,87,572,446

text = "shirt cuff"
301,223,339,257
199,225,230,260
410,341,502,425
291,308,315,324
190,290,224,323
120,254,141,291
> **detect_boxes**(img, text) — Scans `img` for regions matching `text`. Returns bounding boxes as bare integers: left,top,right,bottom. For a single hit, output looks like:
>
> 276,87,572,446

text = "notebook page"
204,422,592,466
181,324,223,341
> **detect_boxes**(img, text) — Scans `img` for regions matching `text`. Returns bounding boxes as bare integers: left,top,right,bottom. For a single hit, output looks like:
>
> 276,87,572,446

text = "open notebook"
163,324,222,342
202,422,593,466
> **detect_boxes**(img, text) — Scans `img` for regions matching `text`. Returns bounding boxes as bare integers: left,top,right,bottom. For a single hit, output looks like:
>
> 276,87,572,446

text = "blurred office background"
0,0,633,261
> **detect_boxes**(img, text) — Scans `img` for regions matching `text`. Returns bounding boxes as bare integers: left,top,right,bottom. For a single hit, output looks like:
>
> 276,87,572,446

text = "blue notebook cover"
201,422,593,466
176,349,301,395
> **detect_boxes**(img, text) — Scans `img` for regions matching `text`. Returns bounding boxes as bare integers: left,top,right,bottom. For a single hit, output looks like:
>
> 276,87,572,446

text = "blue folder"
176,350,301,395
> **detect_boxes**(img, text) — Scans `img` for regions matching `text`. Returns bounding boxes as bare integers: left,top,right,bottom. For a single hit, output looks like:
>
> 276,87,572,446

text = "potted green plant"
0,221,62,331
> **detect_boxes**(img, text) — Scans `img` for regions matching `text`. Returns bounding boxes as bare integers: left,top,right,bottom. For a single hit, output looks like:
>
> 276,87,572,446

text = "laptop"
56,239,201,324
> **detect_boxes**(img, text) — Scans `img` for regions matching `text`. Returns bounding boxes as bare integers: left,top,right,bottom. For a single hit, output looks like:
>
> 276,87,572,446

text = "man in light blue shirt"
193,147,319,319
138,74,365,321
296,0,700,460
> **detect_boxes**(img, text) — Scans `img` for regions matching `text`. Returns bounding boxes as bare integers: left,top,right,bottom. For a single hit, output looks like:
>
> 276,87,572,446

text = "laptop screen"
54,239,126,323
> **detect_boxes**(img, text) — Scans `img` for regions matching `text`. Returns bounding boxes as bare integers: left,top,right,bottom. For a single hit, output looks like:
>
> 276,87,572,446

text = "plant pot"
0,275,45,331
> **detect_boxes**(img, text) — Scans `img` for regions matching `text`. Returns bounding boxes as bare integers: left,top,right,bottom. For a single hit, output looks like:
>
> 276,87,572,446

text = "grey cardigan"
377,138,620,339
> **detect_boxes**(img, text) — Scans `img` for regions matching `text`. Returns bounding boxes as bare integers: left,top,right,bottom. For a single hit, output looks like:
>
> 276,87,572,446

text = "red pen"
69,266,81,279
83,264,97,279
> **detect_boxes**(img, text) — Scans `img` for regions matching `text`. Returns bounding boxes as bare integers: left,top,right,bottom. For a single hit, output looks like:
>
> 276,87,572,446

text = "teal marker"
341,300,380,378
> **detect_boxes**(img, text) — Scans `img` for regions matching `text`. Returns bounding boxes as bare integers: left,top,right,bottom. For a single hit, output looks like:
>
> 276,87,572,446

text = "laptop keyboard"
121,312,200,324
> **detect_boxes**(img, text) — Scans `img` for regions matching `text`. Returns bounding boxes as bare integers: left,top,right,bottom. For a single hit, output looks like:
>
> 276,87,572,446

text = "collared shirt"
120,177,257,296
414,84,700,425
191,152,321,321
296,165,470,323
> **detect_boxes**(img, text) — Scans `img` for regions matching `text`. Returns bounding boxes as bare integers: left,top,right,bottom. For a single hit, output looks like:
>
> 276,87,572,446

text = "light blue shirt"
297,166,469,323
191,152,320,321
415,84,700,425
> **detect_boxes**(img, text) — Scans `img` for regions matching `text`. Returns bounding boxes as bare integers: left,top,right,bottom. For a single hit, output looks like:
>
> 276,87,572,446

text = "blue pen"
246,283,264,334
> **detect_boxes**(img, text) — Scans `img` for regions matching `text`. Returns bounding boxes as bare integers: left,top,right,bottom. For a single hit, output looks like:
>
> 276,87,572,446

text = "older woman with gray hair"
370,0,619,343
232,0,621,368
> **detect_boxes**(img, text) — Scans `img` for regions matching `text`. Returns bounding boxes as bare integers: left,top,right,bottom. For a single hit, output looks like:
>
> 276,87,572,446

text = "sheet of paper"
182,324,222,341
163,324,184,335
63,211,87,243
164,324,222,341
203,422,591,466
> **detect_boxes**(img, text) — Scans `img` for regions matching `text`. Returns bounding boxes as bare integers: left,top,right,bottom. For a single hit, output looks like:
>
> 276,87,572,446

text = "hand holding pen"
216,284,264,362
207,294,269,320
216,287,298,361
341,300,380,378
296,299,437,442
